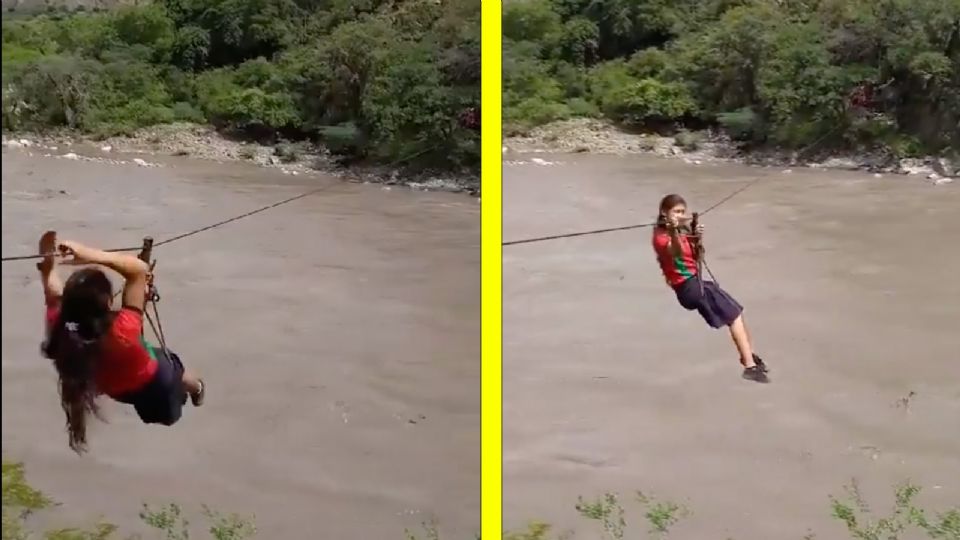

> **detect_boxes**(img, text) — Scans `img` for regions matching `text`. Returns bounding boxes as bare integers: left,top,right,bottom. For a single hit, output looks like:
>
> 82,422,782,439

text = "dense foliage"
503,0,960,156
1,0,479,170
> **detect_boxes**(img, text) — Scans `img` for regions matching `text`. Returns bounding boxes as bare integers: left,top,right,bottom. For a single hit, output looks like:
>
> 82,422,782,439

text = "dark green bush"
1,0,480,171
502,0,960,154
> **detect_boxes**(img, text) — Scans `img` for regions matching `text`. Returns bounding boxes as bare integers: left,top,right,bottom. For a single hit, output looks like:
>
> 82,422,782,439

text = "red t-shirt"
652,228,698,287
45,302,158,397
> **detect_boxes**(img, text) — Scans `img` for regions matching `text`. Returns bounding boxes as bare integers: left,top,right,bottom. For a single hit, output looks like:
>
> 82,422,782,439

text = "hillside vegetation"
2,0,479,172
503,0,960,159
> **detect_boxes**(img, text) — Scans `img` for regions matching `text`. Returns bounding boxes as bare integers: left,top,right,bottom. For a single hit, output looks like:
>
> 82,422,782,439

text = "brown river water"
504,153,959,539
1,149,479,538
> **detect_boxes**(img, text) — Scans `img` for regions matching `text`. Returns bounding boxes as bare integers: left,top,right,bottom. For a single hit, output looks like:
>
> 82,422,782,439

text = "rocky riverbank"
3,123,480,196
504,118,957,185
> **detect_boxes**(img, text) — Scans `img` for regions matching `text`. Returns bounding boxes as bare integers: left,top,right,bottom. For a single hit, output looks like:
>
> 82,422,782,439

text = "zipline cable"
1,245,141,262
153,184,333,249
502,174,768,247
1,184,335,263
1,142,441,263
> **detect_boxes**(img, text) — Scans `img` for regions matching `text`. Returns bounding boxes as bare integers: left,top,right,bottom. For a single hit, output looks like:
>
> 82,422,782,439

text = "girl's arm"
668,227,684,259
59,240,150,311
37,231,62,306
37,261,63,306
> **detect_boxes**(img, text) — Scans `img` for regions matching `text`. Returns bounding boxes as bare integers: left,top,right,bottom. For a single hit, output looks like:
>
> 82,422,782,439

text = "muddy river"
504,153,959,539
1,149,479,538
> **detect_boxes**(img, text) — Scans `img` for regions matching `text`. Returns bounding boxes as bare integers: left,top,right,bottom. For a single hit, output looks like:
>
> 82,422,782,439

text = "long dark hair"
42,267,115,454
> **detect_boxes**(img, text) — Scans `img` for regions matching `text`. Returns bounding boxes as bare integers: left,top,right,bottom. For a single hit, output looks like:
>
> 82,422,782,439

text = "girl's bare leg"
729,315,757,368
744,320,756,350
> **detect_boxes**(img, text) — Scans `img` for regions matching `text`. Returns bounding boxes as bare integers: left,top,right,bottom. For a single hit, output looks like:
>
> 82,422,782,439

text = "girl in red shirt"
37,231,205,453
652,194,769,383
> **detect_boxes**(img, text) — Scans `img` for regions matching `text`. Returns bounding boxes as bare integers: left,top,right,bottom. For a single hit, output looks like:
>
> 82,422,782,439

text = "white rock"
783,169,793,174
18,138,32,147
900,158,932,176
291,171,298,176
63,153,79,160
874,173,883,178
5,140,23,148
101,145,112,152
928,172,941,180
132,158,148,166
821,157,860,170
934,177,953,185
50,146,57,151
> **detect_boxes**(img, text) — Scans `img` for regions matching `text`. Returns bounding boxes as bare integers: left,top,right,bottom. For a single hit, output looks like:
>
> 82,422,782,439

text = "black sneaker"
191,379,205,407
753,353,769,373
742,365,770,383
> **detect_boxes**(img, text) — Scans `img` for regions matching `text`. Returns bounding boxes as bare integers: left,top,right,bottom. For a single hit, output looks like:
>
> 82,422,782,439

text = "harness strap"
688,212,720,296
145,290,169,356
137,237,169,356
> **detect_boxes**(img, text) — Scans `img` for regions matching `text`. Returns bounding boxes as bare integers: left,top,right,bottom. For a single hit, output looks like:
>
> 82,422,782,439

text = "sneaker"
753,353,769,373
191,379,205,407
742,365,770,383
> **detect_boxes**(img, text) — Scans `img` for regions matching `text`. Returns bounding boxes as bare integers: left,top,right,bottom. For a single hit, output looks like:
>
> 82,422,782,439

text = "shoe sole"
191,380,205,407
742,371,770,384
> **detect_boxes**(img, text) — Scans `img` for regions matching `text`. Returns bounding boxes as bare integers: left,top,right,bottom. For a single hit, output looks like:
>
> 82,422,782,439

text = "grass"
829,479,960,540
2,460,256,540
505,481,959,540
7,458,957,540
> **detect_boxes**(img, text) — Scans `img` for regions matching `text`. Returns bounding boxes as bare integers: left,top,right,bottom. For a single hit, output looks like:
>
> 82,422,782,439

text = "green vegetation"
2,0,479,172
6,457,958,540
504,483,960,540
3,460,256,540
503,0,960,157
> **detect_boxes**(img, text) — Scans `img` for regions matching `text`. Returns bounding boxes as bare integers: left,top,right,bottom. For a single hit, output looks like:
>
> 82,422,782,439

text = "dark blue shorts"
114,347,186,426
674,275,743,329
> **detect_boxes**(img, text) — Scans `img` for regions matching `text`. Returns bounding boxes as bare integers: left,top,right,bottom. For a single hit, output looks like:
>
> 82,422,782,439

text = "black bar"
138,237,154,263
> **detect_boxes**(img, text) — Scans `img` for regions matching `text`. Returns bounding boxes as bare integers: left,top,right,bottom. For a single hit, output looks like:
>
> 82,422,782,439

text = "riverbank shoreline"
504,118,957,185
2,123,480,196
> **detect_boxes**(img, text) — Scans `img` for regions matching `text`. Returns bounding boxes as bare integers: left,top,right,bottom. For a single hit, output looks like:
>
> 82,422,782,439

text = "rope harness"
136,237,169,358
690,212,707,296
667,212,718,296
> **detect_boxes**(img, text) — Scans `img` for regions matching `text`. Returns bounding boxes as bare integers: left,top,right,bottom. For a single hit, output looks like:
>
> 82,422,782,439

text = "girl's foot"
742,365,770,383
191,379,205,406
753,353,769,373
